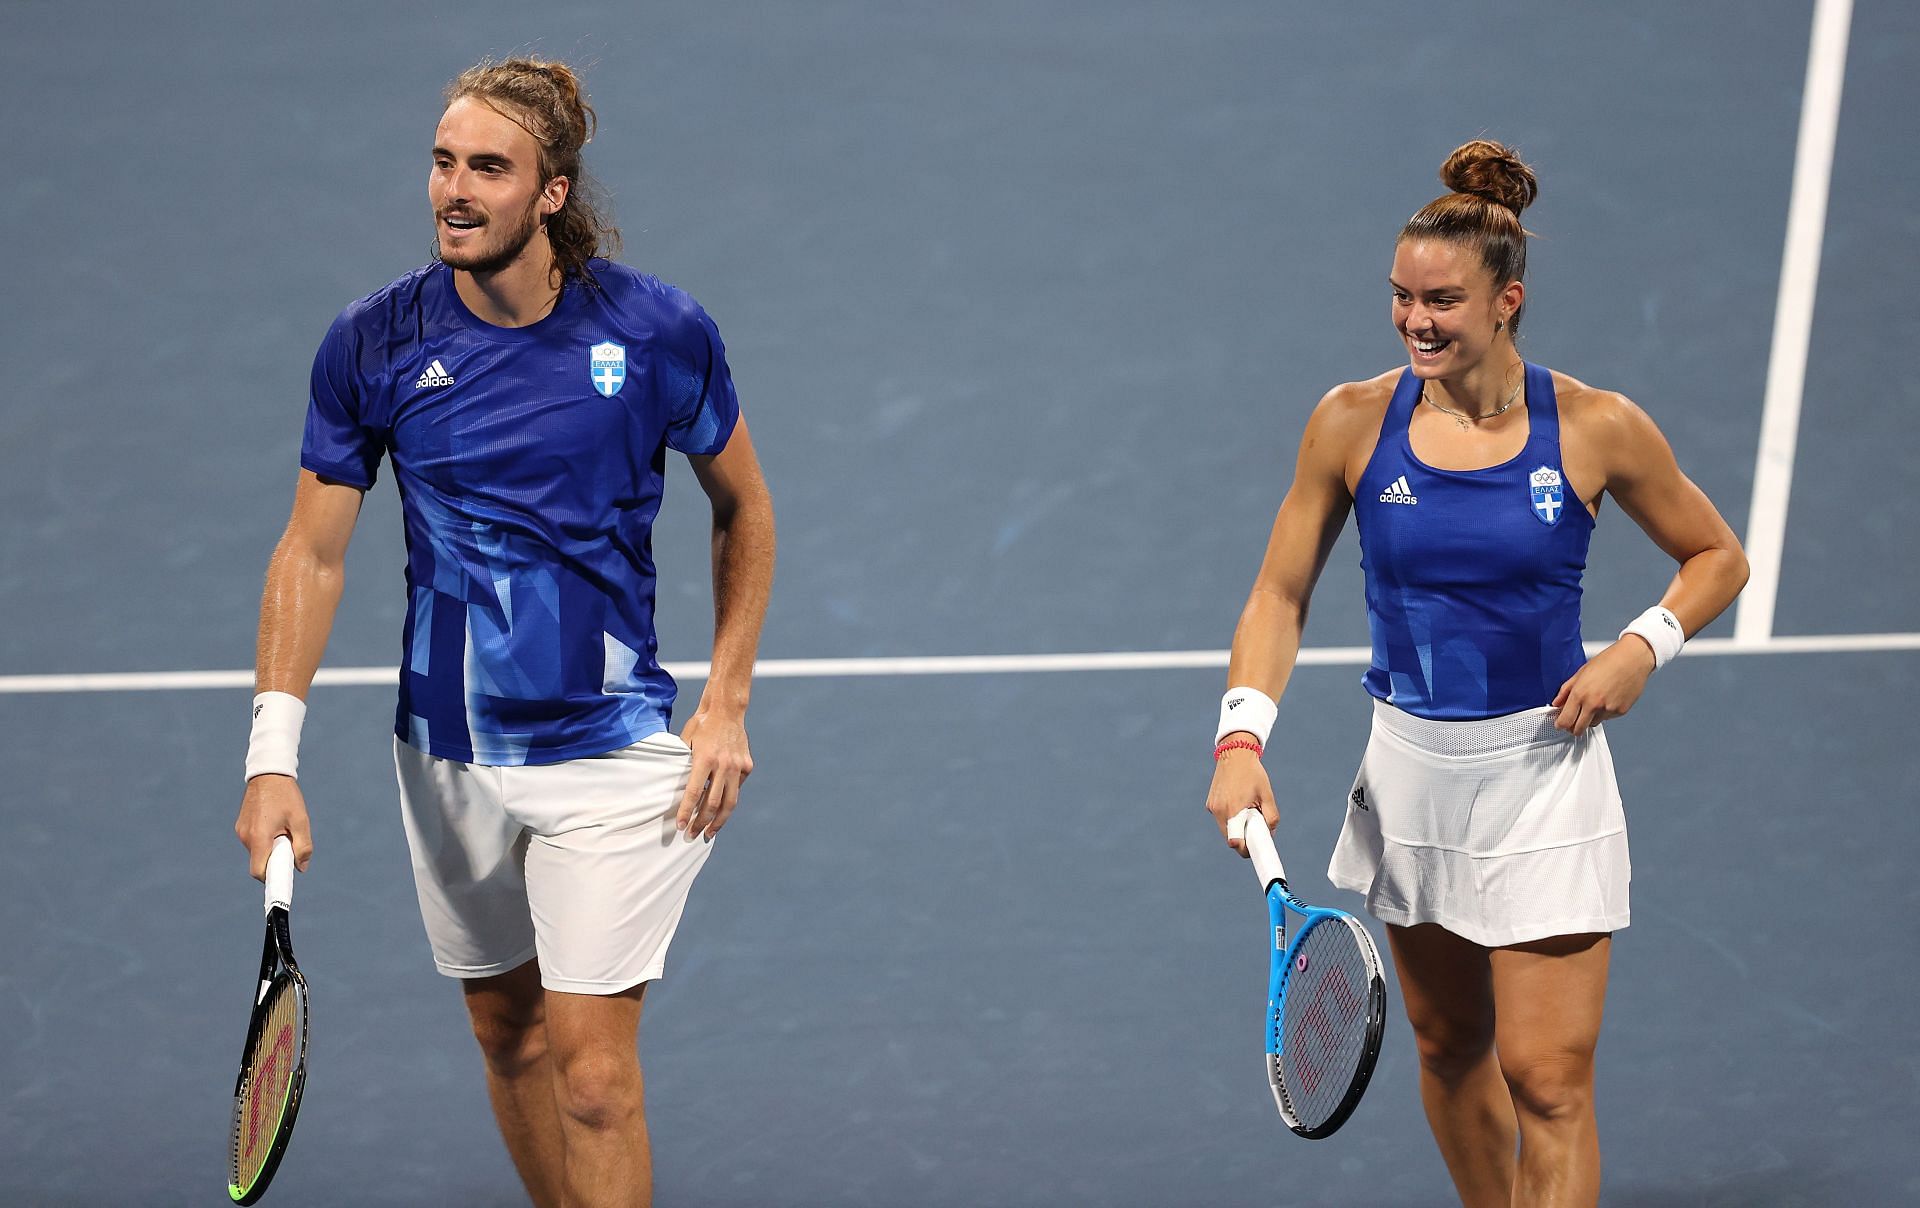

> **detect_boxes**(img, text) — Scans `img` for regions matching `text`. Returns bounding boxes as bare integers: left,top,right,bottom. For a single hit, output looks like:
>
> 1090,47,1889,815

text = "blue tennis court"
2,2,1915,1204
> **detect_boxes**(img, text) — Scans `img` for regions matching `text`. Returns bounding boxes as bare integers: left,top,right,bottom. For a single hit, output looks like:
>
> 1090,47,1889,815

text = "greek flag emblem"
1529,465,1565,526
589,341,627,398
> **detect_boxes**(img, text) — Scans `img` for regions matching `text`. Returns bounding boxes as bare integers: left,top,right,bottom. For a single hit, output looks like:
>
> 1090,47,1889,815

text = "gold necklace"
1422,367,1524,430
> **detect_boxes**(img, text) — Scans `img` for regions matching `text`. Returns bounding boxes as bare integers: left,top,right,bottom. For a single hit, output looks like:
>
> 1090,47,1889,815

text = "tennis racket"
1229,807,1386,1139
228,835,309,1204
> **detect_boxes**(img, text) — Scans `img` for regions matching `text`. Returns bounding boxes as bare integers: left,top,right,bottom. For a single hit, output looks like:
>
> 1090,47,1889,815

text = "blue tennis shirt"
301,259,740,765
1353,363,1592,720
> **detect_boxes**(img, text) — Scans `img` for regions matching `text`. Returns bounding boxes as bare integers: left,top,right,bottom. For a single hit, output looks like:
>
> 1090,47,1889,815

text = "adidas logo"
1378,475,1418,505
414,359,455,389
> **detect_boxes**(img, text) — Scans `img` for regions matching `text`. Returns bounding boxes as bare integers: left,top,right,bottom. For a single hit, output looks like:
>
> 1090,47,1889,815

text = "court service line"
1736,0,1854,644
3,632,1918,694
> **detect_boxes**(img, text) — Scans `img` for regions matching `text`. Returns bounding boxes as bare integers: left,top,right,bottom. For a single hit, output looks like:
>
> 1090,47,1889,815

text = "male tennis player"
233,57,774,1208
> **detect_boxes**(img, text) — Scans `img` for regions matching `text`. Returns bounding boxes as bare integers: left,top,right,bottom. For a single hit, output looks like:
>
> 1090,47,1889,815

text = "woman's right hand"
1206,746,1280,855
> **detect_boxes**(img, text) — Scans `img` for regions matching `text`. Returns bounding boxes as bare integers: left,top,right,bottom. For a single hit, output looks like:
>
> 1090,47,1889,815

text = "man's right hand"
235,775,314,879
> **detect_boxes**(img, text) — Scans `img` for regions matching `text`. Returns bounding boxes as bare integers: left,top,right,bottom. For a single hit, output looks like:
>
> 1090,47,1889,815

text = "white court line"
3,632,1918,694
1736,0,1854,644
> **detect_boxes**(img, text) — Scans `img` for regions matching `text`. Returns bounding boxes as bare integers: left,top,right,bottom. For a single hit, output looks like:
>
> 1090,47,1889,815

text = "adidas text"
414,359,455,389
1378,475,1418,505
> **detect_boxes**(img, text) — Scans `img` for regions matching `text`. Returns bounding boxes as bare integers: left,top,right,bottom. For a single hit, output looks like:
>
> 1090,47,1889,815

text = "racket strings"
1275,920,1374,1130
232,981,302,1185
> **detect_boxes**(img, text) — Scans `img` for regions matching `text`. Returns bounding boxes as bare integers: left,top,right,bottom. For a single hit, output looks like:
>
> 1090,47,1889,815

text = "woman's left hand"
1551,639,1656,735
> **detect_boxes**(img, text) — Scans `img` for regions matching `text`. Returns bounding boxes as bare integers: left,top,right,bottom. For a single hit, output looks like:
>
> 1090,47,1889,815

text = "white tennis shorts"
393,732,713,994
1327,699,1630,947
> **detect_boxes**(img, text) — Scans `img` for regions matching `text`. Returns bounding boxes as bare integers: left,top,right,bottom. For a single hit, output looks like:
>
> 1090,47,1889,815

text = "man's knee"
465,976,549,1076
1499,1047,1593,1122
552,1046,644,1132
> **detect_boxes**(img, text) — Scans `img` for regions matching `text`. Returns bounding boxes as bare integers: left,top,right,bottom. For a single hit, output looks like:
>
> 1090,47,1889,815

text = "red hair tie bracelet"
1214,738,1264,760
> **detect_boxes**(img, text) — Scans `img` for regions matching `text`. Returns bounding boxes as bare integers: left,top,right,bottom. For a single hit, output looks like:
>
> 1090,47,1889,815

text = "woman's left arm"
1553,392,1750,734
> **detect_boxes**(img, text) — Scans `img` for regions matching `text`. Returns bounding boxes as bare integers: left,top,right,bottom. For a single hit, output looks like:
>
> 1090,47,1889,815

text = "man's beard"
440,196,543,275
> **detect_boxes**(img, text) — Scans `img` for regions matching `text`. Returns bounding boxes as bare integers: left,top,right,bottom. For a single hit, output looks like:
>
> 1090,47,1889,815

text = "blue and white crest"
1529,465,1566,526
589,341,627,398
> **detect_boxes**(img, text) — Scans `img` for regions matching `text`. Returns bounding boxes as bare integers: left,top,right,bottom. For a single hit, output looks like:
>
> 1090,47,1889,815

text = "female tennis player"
1205,139,1748,1206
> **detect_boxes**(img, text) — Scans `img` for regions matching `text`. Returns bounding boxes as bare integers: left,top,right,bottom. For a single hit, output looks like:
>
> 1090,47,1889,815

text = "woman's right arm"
1206,383,1369,847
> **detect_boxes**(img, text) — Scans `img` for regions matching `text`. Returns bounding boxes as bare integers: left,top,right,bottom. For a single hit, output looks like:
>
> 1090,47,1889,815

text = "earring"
1495,319,1505,332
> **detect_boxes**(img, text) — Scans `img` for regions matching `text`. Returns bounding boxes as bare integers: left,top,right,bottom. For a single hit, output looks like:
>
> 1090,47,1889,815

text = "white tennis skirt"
1327,699,1630,947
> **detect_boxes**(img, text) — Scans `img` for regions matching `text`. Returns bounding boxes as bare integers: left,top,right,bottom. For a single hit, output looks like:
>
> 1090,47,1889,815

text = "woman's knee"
1409,1013,1496,1085
1499,1047,1594,1122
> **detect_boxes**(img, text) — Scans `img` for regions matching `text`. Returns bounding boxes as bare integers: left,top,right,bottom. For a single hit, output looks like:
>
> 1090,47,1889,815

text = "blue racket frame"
1230,808,1387,1139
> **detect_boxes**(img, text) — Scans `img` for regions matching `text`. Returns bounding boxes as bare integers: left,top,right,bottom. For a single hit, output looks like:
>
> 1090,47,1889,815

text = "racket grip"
1232,807,1287,890
265,835,294,915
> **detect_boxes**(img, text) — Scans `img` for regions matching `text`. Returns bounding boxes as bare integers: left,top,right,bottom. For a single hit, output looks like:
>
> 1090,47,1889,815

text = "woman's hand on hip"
1552,639,1656,735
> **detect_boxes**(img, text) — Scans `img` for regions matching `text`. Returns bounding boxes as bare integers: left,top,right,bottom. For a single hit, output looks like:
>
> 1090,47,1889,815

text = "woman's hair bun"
1440,139,1537,215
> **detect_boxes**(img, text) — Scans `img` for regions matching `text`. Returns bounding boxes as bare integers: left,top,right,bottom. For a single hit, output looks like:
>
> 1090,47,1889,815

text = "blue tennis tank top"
1354,363,1593,720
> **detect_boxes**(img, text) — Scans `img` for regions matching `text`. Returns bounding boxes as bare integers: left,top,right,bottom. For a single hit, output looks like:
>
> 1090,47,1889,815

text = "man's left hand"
675,711,753,840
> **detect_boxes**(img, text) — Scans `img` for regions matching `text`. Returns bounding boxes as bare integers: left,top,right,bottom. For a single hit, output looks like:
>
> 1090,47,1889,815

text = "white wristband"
1216,686,1278,746
246,691,307,781
1619,606,1684,670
